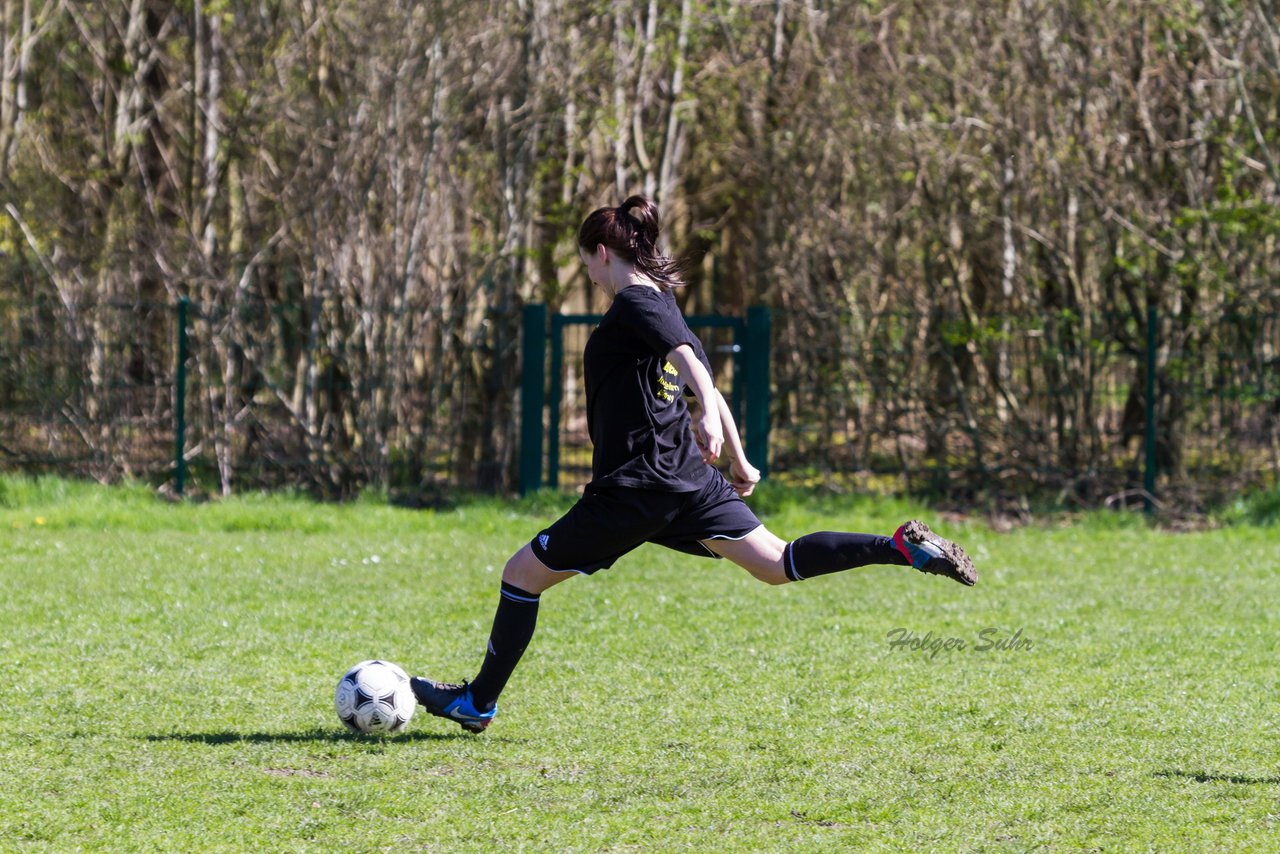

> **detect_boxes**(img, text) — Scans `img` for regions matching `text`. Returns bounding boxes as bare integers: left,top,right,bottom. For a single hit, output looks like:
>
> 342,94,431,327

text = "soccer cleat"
409,677,496,733
892,520,977,586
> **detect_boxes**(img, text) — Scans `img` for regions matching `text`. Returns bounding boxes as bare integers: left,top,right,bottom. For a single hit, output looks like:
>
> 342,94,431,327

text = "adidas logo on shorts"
538,533,550,550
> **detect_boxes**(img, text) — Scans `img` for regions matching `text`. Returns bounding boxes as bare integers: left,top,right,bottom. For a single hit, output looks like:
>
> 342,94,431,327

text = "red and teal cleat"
892,520,977,586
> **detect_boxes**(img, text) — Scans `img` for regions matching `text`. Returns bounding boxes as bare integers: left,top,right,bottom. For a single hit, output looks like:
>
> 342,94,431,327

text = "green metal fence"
0,298,175,479
2,297,1276,511
1,296,513,497
765,305,1278,512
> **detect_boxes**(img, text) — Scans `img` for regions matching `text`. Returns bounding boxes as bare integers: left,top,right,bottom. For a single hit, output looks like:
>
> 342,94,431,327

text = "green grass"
1,476,1278,850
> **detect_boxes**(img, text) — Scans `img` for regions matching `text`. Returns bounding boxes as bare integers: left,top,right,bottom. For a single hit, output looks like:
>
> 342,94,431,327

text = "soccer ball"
334,660,416,734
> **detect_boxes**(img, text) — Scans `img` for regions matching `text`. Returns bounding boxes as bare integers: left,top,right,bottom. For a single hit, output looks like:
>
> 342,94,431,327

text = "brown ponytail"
577,195,686,289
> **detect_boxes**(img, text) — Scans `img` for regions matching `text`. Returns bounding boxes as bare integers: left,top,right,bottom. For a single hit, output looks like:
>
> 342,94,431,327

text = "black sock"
783,531,909,582
468,582,540,711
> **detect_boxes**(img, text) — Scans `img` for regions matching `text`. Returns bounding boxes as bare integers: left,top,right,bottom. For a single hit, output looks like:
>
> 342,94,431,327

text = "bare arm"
667,345,761,495
710,389,761,497
666,344,723,462
712,389,746,463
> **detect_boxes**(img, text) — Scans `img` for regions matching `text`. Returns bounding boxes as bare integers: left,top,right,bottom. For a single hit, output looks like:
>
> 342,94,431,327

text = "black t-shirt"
583,286,714,492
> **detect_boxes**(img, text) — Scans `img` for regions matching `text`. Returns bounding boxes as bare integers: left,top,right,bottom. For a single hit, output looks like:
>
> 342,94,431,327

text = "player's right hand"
728,459,760,497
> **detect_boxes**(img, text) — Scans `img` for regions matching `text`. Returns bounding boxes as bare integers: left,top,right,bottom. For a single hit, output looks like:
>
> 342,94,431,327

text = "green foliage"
5,0,1279,506
1222,483,1280,527
0,475,154,511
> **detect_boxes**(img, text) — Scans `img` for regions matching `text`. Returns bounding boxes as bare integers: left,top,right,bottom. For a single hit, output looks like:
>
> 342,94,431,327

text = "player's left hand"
728,458,760,497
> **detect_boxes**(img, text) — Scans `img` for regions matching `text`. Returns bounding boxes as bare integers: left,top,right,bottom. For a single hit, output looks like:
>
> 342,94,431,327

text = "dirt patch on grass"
264,767,331,778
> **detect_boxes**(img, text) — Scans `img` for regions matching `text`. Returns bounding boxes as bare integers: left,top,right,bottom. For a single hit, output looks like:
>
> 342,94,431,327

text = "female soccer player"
411,195,976,732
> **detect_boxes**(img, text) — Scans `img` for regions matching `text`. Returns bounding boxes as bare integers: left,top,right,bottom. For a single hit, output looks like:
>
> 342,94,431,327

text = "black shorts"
529,470,763,574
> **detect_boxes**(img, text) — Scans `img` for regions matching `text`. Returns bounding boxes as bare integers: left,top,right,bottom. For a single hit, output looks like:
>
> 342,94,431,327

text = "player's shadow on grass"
143,728,507,745
1154,770,1280,785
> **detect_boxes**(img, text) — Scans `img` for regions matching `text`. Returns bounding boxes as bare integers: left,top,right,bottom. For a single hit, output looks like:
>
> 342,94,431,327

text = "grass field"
1,477,1277,851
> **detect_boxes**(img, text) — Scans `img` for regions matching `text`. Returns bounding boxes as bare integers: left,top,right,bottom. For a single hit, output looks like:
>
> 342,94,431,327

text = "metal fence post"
1143,304,1158,513
729,318,746,431
519,303,547,496
548,314,564,490
745,305,771,478
174,297,190,496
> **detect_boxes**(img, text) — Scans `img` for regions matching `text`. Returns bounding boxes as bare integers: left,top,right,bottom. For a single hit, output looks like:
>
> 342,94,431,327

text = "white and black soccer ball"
334,660,416,734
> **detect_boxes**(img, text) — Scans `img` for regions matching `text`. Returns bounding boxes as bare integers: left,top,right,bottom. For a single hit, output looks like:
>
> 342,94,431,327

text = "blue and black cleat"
892,520,977,586
409,677,496,733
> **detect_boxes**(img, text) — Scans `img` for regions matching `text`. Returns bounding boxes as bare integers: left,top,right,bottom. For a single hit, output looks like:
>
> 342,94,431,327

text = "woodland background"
1,0,1278,509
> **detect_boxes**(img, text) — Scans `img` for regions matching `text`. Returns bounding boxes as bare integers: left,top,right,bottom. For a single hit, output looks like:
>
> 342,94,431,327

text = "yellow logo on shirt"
656,361,680,402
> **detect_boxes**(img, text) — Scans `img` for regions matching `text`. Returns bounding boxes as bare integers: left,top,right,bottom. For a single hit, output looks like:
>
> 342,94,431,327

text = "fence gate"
520,304,771,494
